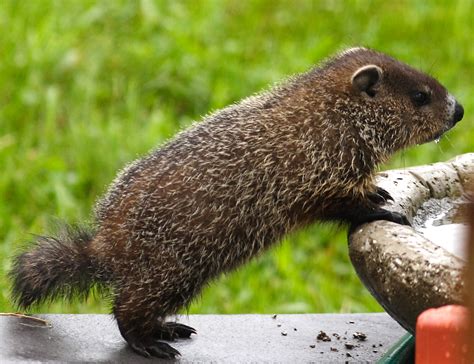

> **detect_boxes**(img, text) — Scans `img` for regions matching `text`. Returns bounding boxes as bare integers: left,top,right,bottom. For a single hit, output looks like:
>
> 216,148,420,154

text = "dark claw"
154,322,197,341
164,322,197,338
378,187,394,202
129,342,151,358
389,211,411,226
149,341,181,359
349,208,411,232
368,187,394,205
372,210,411,226
130,340,180,359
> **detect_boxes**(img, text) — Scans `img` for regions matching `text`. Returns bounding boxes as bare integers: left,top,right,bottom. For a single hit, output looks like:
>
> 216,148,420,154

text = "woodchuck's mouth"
431,132,444,143
427,123,455,144
427,102,464,144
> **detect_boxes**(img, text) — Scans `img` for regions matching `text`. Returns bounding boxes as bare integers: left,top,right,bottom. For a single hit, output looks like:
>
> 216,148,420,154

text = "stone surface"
409,163,462,199
0,313,406,363
451,153,474,187
349,222,465,334
349,153,473,334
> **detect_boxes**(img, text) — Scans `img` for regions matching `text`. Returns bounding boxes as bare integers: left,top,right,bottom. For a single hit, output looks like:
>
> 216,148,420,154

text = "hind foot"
125,322,196,358
154,322,197,341
129,338,181,359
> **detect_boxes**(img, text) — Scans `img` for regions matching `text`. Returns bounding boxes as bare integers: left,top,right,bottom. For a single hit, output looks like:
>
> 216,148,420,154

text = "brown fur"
10,48,463,358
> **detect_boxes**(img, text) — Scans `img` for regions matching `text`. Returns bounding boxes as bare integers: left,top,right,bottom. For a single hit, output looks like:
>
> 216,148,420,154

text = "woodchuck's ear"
351,65,383,97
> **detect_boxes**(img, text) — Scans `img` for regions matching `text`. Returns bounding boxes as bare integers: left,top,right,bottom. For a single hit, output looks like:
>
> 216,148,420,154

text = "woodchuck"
10,47,464,358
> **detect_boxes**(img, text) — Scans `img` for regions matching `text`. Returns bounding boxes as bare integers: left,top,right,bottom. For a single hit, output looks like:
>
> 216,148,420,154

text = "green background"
0,1,472,314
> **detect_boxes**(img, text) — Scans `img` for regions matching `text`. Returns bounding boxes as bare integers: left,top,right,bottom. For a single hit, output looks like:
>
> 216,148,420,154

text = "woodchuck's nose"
453,102,464,124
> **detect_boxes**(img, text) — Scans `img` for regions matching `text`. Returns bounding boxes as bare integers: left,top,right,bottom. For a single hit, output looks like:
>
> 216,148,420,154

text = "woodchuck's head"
316,47,464,156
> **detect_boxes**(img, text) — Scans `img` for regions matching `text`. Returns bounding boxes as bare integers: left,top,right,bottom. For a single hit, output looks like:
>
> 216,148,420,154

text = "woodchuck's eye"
411,91,431,107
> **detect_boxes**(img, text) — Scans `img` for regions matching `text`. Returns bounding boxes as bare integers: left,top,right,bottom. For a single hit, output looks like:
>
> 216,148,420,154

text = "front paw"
382,210,411,226
350,208,411,231
368,187,394,205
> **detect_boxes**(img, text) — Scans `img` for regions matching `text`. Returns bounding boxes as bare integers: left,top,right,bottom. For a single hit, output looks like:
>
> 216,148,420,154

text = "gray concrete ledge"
0,313,407,363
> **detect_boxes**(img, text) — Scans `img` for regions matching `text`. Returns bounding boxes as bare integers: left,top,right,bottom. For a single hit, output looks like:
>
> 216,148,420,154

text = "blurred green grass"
0,0,472,314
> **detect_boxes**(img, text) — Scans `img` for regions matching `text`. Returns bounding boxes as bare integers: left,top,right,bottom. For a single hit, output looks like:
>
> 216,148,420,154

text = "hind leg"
113,279,197,358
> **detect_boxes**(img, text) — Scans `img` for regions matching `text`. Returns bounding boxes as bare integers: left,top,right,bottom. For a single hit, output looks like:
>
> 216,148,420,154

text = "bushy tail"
10,225,103,309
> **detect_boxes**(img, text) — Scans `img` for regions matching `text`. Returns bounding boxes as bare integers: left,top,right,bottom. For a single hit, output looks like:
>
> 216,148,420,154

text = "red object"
416,305,470,364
